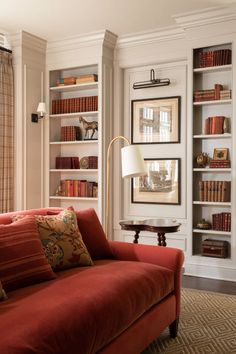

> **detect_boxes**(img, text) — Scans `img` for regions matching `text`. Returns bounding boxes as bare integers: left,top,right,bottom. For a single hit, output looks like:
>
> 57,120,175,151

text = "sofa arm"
109,241,184,316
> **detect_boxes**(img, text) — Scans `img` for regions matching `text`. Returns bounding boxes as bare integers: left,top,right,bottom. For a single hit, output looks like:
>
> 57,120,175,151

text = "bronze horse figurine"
79,116,98,139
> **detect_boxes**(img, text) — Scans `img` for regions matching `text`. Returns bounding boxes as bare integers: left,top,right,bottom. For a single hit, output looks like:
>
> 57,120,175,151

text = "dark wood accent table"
119,219,181,246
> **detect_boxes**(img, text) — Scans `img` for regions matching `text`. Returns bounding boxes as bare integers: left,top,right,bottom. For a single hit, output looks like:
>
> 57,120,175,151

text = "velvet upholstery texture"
0,216,56,291
0,259,174,354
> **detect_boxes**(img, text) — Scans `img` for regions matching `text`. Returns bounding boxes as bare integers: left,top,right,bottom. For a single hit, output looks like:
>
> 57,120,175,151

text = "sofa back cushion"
75,208,113,260
0,216,56,291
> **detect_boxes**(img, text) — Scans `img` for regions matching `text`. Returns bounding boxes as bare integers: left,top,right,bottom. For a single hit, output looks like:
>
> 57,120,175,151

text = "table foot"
157,232,166,247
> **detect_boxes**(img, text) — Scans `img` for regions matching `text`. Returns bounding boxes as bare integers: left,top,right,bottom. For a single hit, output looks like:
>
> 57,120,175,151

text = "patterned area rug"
143,288,236,354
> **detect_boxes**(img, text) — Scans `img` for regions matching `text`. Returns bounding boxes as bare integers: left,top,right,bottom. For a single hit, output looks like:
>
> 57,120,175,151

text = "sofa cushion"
75,208,113,260
47,208,113,260
13,209,93,271
0,259,174,354
0,216,56,291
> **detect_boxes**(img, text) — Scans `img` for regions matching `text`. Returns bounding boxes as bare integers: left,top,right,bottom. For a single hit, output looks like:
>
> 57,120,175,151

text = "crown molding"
47,29,117,54
117,26,185,48
10,31,47,54
173,5,236,30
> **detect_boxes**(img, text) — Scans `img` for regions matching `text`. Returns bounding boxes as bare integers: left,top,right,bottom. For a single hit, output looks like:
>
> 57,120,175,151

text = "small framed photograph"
213,148,228,160
132,158,181,205
131,96,180,144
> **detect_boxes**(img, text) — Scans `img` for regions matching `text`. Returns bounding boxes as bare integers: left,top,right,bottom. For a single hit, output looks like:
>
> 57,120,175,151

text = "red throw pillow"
0,216,56,292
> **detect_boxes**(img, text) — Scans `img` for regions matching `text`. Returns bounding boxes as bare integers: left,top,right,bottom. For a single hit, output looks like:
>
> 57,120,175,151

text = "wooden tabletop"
119,218,181,234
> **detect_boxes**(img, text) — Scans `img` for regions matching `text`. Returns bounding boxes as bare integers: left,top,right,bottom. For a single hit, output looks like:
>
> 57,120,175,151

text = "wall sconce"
31,102,46,123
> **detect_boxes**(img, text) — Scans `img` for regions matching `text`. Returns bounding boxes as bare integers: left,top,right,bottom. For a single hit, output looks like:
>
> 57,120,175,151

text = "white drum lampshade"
37,102,46,118
121,145,146,178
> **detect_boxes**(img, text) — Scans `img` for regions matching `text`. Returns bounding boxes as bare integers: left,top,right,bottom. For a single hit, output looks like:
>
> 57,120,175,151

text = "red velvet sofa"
0,207,184,354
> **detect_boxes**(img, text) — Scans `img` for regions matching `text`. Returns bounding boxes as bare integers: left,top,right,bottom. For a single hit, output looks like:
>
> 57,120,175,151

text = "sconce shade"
37,102,46,117
121,145,146,178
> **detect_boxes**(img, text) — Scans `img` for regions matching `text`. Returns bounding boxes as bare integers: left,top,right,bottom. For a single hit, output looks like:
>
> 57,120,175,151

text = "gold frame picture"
213,148,228,160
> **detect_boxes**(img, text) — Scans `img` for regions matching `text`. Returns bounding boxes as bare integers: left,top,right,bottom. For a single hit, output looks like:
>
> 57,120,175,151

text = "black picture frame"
131,96,181,144
131,158,181,205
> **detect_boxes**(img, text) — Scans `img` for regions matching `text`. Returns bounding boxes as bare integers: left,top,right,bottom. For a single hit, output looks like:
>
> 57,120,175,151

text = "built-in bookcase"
48,65,101,216
192,43,232,258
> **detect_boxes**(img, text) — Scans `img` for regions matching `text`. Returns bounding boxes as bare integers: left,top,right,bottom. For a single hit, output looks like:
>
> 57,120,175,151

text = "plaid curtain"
0,51,14,212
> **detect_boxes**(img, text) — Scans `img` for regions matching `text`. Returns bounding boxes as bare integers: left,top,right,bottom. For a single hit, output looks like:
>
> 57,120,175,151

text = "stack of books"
220,90,231,100
76,74,98,84
198,49,231,68
56,77,76,86
198,180,231,202
212,212,231,232
209,160,230,168
51,96,98,114
88,156,98,169
193,84,223,102
58,180,98,198
55,157,80,169
60,126,82,141
204,116,229,135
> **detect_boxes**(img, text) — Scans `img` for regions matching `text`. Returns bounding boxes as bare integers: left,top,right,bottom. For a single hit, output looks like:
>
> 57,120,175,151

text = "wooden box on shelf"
202,239,228,258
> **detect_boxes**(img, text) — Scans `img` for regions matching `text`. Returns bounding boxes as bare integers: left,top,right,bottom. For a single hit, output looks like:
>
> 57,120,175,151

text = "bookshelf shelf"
193,133,231,139
193,168,231,172
50,140,98,145
193,201,231,206
193,229,231,236
50,169,98,172
50,111,98,118
193,64,232,74
50,82,98,92
193,99,232,106
191,43,233,262
49,196,98,201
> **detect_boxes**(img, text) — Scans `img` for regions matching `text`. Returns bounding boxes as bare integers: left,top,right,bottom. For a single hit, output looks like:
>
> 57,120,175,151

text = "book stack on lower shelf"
60,126,82,141
198,180,231,202
209,159,230,168
212,212,231,232
204,116,229,135
193,84,225,102
56,157,80,169
57,180,98,198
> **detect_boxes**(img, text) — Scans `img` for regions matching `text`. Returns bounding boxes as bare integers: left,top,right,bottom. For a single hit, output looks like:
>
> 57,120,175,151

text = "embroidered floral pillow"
13,209,93,271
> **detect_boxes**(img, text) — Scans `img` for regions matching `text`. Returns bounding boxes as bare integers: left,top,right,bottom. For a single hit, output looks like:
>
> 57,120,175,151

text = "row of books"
60,126,82,141
57,180,98,198
197,49,231,68
56,157,80,169
51,96,98,114
212,212,231,232
198,180,231,202
55,156,98,169
56,74,98,86
209,160,230,168
193,84,224,102
220,90,231,100
204,116,229,135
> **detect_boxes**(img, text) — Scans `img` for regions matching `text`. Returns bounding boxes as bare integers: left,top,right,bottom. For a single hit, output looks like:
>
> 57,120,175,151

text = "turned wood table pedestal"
119,219,181,246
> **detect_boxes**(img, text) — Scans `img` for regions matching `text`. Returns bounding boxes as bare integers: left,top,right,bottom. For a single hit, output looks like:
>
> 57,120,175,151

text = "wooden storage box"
202,239,228,258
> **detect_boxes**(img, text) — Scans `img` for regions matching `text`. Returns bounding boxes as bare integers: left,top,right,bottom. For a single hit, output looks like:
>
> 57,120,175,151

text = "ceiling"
0,0,235,41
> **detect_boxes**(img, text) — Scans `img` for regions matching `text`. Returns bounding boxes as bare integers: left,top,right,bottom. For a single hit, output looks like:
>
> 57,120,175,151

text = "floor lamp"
105,136,146,237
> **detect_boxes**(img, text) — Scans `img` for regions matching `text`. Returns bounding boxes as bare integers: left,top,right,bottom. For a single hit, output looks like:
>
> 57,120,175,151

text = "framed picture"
132,158,181,205
213,148,228,160
131,96,180,144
